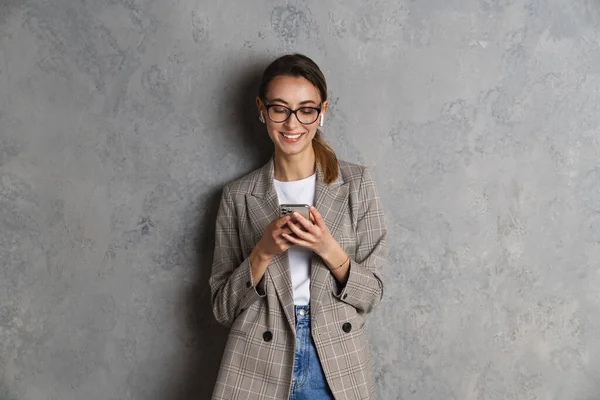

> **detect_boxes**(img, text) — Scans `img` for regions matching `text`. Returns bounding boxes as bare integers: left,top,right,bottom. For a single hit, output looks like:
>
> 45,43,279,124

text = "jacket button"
246,281,252,288
342,293,348,300
342,322,352,333
263,331,273,342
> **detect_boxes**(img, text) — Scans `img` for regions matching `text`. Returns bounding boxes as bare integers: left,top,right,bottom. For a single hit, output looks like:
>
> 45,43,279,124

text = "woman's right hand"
257,215,295,259
249,215,295,287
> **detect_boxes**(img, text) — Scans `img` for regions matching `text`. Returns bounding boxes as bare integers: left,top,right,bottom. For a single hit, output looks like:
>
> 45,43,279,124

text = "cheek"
265,124,280,139
302,121,319,135
306,126,319,139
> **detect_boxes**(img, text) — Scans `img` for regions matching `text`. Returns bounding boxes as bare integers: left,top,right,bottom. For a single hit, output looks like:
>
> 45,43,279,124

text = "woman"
209,53,388,400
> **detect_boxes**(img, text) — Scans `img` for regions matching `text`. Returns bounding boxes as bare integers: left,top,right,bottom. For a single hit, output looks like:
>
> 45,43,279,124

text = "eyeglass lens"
268,106,320,124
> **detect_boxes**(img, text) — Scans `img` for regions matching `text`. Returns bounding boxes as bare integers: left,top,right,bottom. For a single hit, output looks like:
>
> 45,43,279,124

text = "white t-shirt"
273,173,316,305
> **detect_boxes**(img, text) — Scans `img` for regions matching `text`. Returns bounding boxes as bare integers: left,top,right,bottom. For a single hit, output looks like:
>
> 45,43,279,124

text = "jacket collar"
250,154,345,199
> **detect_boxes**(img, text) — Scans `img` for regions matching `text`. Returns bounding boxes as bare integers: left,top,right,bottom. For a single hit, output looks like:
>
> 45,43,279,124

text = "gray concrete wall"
1,0,599,399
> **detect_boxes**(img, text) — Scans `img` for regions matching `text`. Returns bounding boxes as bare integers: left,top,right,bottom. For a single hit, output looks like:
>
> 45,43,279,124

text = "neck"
273,148,316,182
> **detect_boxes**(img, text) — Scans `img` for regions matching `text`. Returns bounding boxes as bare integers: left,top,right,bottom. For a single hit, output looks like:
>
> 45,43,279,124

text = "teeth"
282,133,301,139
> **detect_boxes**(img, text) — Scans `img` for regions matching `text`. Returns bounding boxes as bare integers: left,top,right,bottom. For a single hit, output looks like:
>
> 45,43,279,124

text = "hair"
258,53,339,185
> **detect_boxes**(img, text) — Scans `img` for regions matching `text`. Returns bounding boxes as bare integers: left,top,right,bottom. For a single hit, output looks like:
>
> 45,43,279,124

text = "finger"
280,214,293,223
276,215,292,228
281,232,298,244
277,226,293,236
276,229,295,242
282,233,311,248
277,237,294,247
292,212,316,232
287,220,311,240
309,206,326,229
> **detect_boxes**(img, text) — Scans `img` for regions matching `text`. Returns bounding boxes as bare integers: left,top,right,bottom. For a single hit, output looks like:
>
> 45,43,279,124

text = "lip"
279,131,305,143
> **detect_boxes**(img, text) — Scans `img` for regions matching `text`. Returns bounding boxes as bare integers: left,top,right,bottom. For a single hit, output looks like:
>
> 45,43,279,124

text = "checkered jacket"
209,155,388,399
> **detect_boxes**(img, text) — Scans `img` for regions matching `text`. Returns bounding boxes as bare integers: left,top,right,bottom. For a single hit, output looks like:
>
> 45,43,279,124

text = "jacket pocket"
229,327,248,337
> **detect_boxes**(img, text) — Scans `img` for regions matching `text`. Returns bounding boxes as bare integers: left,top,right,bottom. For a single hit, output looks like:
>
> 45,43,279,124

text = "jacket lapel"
245,156,296,331
310,161,349,318
244,154,349,332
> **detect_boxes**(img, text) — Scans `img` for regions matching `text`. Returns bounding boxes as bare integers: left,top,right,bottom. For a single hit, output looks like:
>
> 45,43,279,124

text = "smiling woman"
255,54,340,185
257,73,327,173
209,53,388,400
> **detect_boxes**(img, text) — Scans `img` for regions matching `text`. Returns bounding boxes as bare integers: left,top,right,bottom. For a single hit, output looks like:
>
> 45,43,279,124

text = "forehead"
265,75,321,104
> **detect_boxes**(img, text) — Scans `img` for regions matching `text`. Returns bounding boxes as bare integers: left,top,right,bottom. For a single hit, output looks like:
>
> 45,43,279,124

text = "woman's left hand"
281,206,336,258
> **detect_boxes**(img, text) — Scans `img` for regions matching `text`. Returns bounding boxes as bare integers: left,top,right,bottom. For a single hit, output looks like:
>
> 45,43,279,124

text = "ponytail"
312,129,339,185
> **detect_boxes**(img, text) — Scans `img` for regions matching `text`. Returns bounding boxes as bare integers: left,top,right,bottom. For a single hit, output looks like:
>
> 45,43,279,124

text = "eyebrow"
267,98,318,106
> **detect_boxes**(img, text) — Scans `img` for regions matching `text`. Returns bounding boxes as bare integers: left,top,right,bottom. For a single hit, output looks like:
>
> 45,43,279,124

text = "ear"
256,96,263,114
321,99,329,118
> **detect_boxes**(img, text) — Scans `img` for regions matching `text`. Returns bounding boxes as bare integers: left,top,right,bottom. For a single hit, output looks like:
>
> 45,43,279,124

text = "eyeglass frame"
262,103,323,125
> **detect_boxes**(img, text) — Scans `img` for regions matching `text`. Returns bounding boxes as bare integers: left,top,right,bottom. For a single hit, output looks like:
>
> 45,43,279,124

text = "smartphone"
280,204,310,221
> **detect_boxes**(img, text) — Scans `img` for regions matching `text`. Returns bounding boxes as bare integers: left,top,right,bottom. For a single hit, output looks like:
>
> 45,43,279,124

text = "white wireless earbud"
319,114,324,127
259,112,265,123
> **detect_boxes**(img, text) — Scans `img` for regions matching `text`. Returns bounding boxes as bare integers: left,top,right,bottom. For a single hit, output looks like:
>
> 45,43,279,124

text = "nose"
284,112,301,129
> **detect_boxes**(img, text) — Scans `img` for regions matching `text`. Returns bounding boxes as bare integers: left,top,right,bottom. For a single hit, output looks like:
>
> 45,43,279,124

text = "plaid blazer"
209,155,388,400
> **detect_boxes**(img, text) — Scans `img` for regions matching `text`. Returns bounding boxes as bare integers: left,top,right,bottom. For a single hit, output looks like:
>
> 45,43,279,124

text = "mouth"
279,131,304,142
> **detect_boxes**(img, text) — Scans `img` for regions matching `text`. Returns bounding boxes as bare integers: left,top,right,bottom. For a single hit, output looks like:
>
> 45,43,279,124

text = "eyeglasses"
264,104,322,124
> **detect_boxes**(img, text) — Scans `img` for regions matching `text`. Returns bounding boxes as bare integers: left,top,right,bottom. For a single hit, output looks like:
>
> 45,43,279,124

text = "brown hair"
258,53,339,185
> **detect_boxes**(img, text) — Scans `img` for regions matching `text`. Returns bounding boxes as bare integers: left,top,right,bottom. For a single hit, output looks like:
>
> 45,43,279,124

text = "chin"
278,146,305,156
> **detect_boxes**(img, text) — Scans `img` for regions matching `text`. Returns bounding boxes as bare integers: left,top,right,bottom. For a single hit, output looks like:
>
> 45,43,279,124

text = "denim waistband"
294,304,309,313
294,305,310,323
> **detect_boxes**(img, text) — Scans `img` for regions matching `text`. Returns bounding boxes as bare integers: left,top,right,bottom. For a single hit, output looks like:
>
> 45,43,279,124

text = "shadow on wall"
165,58,274,400
220,59,276,157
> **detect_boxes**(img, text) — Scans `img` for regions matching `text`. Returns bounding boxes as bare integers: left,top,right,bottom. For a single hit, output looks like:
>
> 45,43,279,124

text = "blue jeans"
289,305,335,400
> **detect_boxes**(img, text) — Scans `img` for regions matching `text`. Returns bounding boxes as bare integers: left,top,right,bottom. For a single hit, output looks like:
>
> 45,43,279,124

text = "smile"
280,132,304,141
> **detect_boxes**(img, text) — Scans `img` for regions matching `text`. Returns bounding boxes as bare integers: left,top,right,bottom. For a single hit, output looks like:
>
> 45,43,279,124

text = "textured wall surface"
1,0,600,399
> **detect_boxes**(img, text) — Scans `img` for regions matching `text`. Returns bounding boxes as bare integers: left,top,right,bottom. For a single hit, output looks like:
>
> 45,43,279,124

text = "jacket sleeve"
209,184,265,328
333,166,388,314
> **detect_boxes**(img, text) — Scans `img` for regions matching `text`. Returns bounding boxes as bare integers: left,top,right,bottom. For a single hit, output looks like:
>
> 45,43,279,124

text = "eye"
272,106,288,114
299,108,317,115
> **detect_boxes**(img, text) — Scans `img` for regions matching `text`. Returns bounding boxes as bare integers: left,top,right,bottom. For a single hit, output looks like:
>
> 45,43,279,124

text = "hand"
281,206,336,258
257,215,295,259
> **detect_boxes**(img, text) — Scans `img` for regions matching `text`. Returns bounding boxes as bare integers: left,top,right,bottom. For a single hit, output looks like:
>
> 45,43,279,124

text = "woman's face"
256,75,328,157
